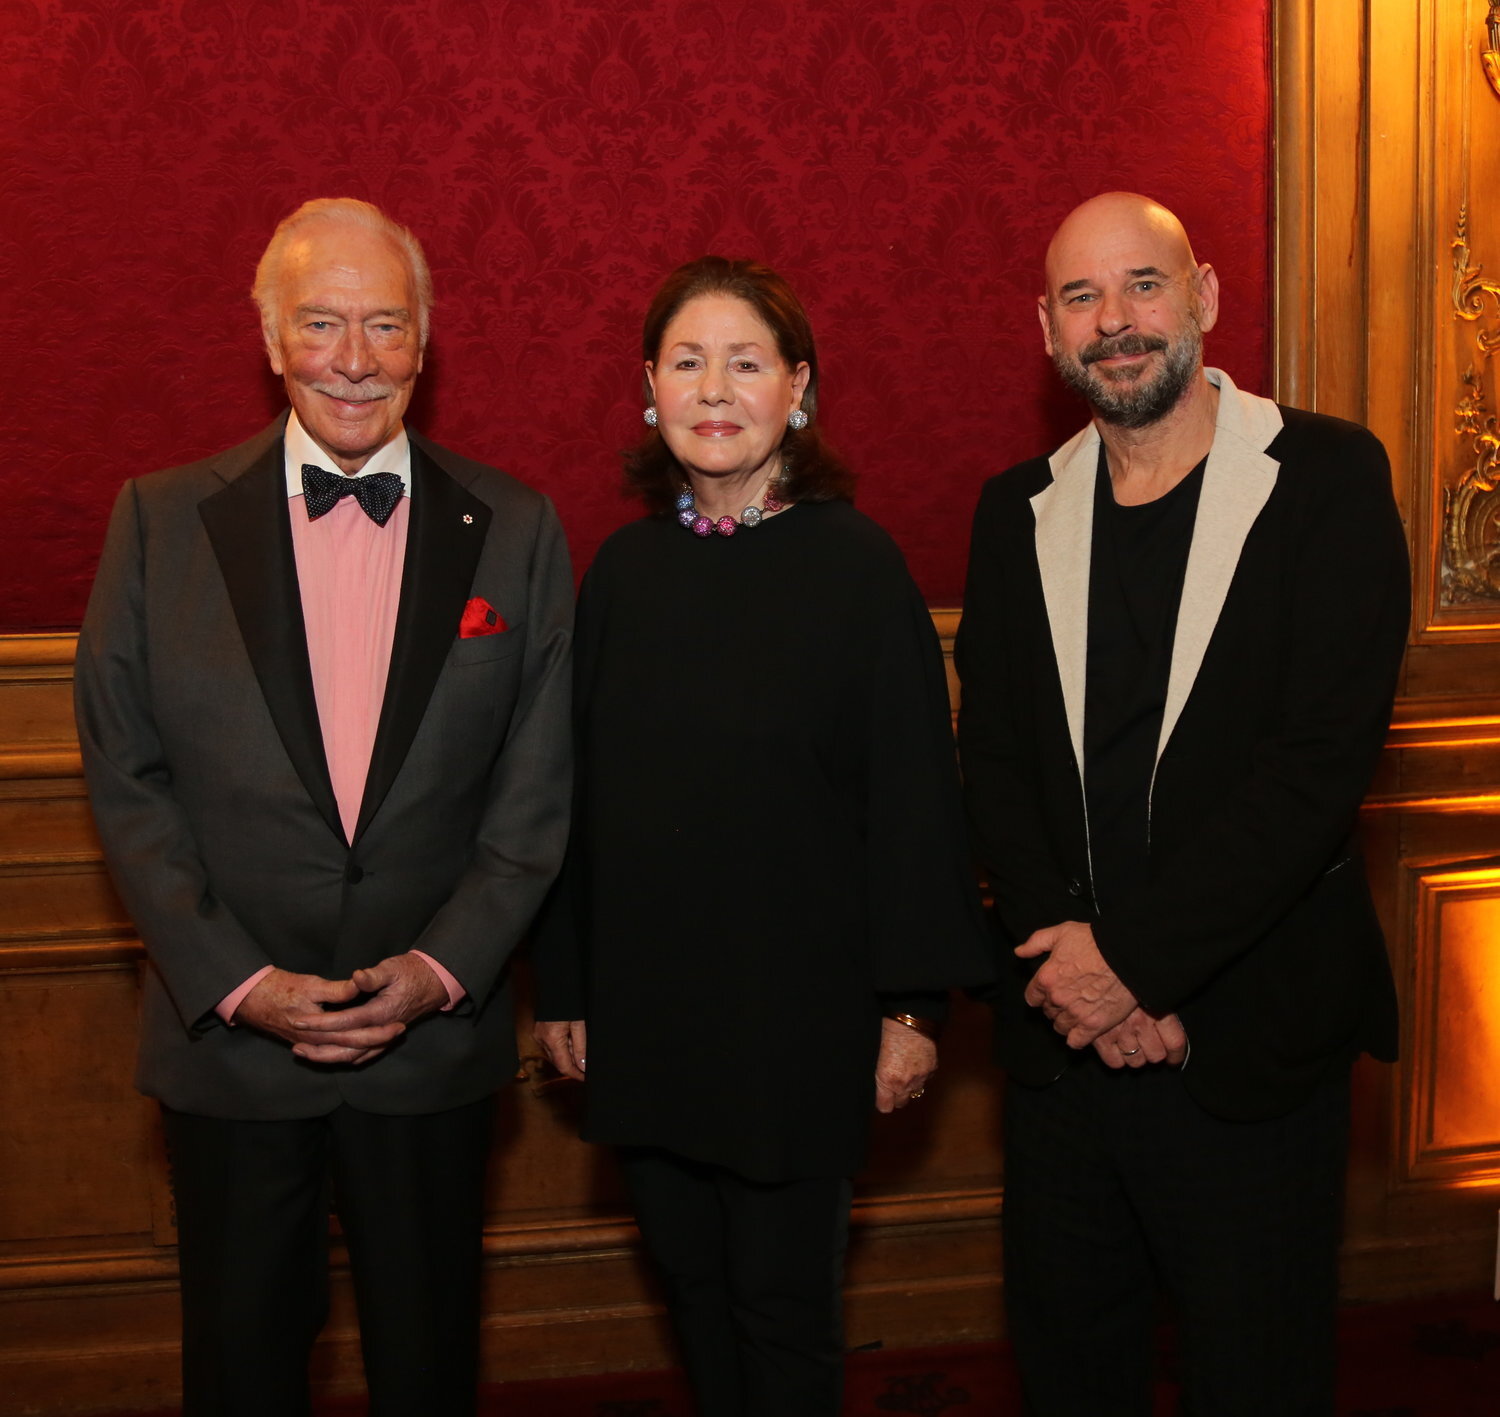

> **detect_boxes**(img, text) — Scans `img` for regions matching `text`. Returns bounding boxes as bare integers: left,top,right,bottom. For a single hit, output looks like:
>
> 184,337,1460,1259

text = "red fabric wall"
3,0,1270,630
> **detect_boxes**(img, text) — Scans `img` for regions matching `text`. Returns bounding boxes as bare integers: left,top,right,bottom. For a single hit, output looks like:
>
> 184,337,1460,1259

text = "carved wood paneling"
1405,865,1500,1181
0,866,129,945
0,968,157,1247
4,608,1498,1402
0,637,81,783
0,628,1009,1412
1435,0,1500,625
1275,0,1500,1287
1445,212,1500,609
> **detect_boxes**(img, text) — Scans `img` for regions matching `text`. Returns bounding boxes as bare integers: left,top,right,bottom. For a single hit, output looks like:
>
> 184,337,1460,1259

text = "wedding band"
1120,1047,1141,1057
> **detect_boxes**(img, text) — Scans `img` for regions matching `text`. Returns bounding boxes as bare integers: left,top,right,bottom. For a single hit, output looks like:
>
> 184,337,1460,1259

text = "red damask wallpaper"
3,0,1270,629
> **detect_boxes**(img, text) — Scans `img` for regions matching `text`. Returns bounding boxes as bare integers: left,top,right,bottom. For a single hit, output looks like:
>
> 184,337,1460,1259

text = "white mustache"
313,381,394,403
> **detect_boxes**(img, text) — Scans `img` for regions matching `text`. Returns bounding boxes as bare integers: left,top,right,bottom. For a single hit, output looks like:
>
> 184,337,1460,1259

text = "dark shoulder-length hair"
623,256,855,513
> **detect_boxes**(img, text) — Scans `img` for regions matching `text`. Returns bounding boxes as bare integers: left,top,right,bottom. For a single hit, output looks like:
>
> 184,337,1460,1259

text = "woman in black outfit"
532,257,991,1417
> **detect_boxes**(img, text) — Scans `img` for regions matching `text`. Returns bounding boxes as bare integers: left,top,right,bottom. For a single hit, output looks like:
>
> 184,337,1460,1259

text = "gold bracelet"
886,1011,941,1040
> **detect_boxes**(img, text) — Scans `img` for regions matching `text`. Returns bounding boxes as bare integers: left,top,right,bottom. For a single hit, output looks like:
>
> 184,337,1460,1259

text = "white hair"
252,197,434,349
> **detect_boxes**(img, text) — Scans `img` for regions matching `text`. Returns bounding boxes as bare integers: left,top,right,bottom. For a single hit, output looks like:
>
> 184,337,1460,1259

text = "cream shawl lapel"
1030,368,1284,788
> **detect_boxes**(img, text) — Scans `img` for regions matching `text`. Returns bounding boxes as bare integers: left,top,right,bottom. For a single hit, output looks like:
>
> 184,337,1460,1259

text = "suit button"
1066,878,1084,897
345,863,364,885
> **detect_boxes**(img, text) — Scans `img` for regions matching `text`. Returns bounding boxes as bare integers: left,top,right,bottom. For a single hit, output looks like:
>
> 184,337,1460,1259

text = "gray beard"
1051,320,1203,430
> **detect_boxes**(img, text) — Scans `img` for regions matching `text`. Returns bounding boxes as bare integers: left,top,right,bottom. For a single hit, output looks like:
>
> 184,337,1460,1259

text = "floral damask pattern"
3,0,1269,628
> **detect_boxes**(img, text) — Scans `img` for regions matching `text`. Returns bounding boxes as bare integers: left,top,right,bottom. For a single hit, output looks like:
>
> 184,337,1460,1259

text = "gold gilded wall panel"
1278,0,1500,1226
1277,0,1500,639
1486,1,1500,99
1437,1,1500,620
1404,866,1500,1182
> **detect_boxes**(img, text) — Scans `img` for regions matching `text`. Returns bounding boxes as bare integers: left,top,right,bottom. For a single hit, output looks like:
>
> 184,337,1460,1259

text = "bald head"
1044,192,1199,299
1038,192,1218,429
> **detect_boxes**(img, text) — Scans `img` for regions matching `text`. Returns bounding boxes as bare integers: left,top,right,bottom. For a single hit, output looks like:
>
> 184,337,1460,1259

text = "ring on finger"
1120,1045,1141,1057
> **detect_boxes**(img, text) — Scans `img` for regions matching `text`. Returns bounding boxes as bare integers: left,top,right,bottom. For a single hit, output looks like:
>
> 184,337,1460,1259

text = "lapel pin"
463,513,473,524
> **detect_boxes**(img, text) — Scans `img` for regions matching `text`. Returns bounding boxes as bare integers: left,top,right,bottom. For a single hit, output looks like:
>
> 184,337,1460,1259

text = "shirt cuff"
216,965,275,1025
411,950,465,1011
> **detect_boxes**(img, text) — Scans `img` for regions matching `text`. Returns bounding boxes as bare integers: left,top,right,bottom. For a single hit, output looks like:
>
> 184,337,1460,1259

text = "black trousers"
1001,1059,1351,1417
619,1148,853,1417
163,1097,494,1417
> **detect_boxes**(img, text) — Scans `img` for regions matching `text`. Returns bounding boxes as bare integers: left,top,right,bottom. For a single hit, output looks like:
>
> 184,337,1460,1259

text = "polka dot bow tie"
302,464,405,527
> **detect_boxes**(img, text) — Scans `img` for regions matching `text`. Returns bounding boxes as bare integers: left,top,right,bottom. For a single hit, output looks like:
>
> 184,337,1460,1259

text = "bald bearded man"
955,193,1409,1415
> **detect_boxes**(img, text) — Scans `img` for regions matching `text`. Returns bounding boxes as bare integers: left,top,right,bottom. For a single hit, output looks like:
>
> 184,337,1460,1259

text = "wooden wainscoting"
4,614,1500,1412
0,628,1004,1415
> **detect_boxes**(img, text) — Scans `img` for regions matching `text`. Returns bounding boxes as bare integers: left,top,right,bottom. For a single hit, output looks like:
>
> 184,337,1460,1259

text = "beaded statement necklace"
675,482,787,537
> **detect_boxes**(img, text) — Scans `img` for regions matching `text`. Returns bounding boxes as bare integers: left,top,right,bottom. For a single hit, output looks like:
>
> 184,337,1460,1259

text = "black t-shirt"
1084,448,1206,917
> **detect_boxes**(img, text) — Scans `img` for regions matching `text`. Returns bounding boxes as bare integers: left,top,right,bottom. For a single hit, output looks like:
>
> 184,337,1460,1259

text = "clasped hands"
1018,920,1186,1069
234,953,449,1066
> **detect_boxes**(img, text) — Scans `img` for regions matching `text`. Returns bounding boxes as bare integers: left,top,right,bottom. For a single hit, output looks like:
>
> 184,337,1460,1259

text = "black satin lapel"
354,445,491,843
198,443,344,844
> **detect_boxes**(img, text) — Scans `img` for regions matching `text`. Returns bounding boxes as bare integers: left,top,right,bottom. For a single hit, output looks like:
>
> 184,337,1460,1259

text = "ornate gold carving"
1453,205,1500,339
1485,2,1500,101
1442,205,1500,604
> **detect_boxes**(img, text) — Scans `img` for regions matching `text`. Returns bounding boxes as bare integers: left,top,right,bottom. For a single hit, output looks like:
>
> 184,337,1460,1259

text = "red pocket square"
459,597,508,638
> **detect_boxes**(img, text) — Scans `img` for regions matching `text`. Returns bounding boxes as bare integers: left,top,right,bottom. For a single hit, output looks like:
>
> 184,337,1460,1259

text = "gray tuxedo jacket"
74,415,573,1120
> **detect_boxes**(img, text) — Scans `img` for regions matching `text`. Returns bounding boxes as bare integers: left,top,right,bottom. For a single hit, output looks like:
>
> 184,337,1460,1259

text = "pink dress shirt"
216,415,462,1023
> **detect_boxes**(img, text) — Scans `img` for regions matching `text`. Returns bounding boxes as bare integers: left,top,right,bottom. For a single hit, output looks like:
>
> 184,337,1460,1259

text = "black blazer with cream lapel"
955,370,1409,1122
74,415,573,1120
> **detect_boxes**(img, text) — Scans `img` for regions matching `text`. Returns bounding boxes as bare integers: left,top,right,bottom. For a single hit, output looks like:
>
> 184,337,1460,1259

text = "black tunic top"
1084,451,1205,918
533,500,992,1182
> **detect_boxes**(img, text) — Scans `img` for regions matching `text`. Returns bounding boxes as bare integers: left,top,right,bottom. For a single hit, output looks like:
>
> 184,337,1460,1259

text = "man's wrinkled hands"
534,1019,588,1081
1018,920,1139,1049
875,1017,937,1114
233,967,360,1048
1092,1007,1187,1069
281,952,448,1066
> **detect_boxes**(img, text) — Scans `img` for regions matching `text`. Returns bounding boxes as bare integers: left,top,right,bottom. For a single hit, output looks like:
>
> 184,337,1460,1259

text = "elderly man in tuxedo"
74,198,572,1416
956,193,1409,1416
